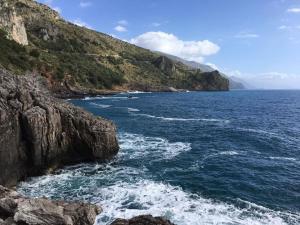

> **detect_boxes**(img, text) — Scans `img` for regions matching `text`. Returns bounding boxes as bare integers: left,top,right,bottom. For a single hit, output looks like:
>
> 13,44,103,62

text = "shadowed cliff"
0,69,119,187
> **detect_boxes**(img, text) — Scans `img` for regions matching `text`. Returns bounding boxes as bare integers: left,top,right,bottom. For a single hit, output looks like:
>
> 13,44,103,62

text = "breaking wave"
18,170,299,225
131,113,230,123
83,96,139,101
118,132,191,160
90,103,112,108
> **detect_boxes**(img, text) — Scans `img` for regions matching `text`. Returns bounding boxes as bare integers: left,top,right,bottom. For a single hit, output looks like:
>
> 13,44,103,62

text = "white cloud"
130,31,220,63
250,72,300,89
114,25,127,32
79,1,92,8
226,70,300,89
151,22,161,27
118,20,128,26
278,25,289,30
278,25,300,30
287,8,300,13
235,32,259,39
72,19,92,29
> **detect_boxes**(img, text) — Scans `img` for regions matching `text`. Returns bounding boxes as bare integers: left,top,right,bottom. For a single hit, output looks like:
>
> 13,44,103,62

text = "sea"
18,90,300,225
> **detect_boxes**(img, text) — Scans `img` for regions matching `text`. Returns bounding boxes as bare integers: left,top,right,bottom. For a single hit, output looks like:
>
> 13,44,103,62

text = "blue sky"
38,0,300,89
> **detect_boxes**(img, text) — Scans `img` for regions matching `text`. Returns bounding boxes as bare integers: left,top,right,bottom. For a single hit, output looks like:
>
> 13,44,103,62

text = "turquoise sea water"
18,90,300,225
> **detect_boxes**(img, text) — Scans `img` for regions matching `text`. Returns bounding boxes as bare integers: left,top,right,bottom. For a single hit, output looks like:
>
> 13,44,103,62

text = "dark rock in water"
110,215,175,225
0,69,119,187
0,185,100,225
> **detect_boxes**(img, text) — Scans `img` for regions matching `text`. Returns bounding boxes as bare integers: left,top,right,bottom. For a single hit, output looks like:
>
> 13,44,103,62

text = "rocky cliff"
0,0,229,94
0,0,28,45
0,69,119,187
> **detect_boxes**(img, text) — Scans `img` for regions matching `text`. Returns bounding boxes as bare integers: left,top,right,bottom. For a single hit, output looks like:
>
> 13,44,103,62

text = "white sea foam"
127,107,140,112
219,151,240,156
269,157,297,161
118,133,191,160
83,96,139,101
90,103,112,108
126,91,152,94
238,128,280,138
189,151,242,170
93,179,298,225
131,113,230,123
18,165,299,225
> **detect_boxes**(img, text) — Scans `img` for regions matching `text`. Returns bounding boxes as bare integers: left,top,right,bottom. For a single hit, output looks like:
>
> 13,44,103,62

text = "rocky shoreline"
0,185,101,225
0,185,175,225
0,69,174,225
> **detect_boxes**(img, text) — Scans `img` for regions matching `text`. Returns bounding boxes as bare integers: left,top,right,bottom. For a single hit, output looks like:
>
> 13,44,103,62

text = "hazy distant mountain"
229,76,253,89
157,52,247,90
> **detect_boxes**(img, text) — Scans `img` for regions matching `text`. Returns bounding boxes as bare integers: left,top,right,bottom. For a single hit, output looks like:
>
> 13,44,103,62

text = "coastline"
0,69,174,225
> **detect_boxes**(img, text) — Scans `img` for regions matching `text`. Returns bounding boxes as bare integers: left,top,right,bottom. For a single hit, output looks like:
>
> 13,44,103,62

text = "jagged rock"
153,56,176,74
110,215,175,225
0,69,119,187
0,0,28,45
0,198,17,219
0,185,101,225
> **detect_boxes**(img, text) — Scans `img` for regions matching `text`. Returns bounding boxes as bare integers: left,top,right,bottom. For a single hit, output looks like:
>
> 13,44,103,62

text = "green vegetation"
0,29,34,73
0,0,229,91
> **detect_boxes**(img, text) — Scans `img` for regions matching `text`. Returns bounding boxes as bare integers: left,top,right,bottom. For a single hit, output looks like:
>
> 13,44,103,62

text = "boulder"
0,69,119,187
0,185,101,225
110,215,175,225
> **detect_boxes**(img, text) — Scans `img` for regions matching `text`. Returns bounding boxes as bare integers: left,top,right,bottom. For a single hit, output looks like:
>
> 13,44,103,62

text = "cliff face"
0,69,119,187
0,1,28,45
0,0,229,93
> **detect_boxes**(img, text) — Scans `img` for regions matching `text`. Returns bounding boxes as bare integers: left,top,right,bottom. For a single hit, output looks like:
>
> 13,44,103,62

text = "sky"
38,0,300,89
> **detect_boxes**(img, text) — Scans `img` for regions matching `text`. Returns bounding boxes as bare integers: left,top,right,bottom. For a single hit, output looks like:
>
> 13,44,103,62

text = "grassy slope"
0,0,229,92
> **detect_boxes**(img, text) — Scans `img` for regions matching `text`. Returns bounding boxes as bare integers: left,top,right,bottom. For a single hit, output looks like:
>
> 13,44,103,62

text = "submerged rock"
0,185,101,225
110,215,175,225
0,69,119,187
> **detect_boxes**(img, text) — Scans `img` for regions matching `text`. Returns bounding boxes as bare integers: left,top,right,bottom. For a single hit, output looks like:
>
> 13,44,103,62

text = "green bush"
29,49,40,58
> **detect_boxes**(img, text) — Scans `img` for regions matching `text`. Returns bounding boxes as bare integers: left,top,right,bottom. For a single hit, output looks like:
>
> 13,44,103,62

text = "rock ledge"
0,69,119,187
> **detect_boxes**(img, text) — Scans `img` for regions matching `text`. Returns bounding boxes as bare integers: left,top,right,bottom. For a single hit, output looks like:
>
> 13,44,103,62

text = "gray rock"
14,198,67,225
0,69,119,187
110,215,175,225
0,198,17,219
0,185,101,225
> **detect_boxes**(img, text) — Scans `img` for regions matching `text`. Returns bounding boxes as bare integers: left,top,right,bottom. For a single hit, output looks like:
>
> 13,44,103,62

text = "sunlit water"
18,91,300,225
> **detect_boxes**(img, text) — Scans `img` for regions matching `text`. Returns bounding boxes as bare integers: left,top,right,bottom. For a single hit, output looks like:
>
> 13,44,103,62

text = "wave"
269,157,297,162
17,163,299,225
126,91,152,94
237,128,281,138
219,151,240,156
189,151,242,170
131,113,230,123
127,107,140,112
93,180,297,225
90,103,112,108
83,96,139,101
118,133,191,160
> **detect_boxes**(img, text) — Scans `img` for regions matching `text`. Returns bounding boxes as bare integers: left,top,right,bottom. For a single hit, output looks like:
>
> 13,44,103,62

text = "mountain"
228,76,251,89
0,0,229,96
158,52,246,90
